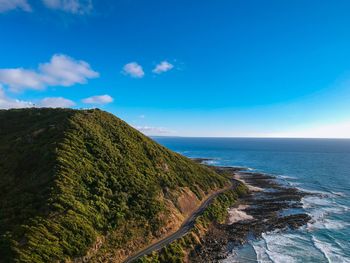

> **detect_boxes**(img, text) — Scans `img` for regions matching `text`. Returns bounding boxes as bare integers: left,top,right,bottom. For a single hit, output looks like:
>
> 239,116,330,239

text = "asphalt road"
123,187,231,263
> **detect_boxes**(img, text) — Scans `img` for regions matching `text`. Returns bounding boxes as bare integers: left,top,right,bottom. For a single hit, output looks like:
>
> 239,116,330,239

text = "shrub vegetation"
0,108,229,262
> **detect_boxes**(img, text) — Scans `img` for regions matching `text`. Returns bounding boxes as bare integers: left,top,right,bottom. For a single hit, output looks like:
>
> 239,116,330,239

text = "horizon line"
149,135,350,140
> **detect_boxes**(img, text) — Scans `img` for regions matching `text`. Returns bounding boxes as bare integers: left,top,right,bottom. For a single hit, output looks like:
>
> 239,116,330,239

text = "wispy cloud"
38,97,75,108
0,54,99,92
153,61,174,74
0,86,33,109
0,0,31,13
122,62,145,78
42,0,92,14
0,86,75,109
82,94,113,105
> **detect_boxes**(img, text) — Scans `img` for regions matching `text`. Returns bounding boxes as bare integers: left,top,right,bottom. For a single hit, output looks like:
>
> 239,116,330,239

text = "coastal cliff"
0,108,231,263
0,109,311,263
138,165,311,263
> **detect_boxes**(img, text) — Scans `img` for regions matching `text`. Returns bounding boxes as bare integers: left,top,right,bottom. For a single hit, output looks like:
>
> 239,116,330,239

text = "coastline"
188,160,312,262
123,186,233,263
136,158,313,262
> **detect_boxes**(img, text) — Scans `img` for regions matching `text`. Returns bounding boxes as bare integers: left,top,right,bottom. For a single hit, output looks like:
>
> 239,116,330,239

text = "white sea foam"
224,190,350,263
221,165,350,263
333,239,349,251
221,249,257,263
330,191,347,197
288,181,302,187
311,236,350,263
230,165,253,171
303,196,349,213
253,242,273,262
250,231,350,263
250,232,309,263
203,160,218,165
302,195,332,208
279,175,297,180
302,194,350,232
308,218,350,231
298,187,330,197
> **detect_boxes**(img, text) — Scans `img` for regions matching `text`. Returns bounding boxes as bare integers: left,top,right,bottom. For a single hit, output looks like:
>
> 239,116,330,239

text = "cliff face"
0,108,229,263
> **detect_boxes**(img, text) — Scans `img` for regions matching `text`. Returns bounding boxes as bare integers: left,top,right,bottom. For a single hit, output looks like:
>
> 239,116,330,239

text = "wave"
251,232,310,263
302,196,349,214
278,175,297,180
222,166,350,263
311,236,350,263
230,165,254,171
297,187,346,199
251,231,350,263
298,187,330,197
308,218,350,231
288,182,302,187
302,194,350,232
329,191,347,197
202,160,218,165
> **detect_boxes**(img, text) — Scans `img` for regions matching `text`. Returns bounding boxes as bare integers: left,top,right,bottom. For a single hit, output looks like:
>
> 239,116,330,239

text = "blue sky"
1,0,350,137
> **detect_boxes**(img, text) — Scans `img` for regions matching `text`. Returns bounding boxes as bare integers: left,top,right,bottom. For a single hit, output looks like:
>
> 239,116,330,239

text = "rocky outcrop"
189,167,312,262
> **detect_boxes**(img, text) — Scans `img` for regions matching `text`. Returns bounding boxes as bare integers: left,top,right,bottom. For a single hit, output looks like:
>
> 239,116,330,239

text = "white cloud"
82,94,113,105
0,69,44,90
152,61,174,74
0,86,33,109
38,97,75,108
0,0,31,13
0,86,75,109
0,54,99,92
122,62,145,78
42,0,92,14
134,126,171,136
39,54,99,86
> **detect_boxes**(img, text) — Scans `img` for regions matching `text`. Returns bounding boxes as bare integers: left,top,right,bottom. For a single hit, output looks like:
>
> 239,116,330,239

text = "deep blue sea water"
153,137,350,263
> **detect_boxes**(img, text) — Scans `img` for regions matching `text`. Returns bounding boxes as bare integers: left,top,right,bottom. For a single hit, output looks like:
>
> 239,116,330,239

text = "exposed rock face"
177,187,201,216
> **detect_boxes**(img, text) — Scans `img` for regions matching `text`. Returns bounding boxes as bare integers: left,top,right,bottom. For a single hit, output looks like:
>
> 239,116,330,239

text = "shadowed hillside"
0,108,229,262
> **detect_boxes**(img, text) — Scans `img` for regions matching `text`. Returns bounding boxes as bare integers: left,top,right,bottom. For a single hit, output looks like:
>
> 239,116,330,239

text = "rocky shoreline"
189,162,312,262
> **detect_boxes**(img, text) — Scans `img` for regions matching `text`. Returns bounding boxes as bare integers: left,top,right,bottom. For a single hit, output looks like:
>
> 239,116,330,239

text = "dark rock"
190,166,312,263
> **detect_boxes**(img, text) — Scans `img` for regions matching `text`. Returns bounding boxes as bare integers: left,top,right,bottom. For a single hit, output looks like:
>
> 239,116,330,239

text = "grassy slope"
137,182,249,263
0,108,229,263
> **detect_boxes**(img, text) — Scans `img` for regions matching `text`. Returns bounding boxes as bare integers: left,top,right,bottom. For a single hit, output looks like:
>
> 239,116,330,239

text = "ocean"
153,137,350,263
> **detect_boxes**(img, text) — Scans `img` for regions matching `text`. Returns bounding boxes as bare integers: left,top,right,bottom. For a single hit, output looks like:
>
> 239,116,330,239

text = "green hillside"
0,108,229,263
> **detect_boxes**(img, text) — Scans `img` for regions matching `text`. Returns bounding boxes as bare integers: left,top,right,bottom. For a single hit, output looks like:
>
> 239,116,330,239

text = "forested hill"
0,108,229,262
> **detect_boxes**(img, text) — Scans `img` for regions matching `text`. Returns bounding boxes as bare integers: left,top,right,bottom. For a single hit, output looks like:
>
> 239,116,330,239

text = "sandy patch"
234,173,263,192
228,205,253,224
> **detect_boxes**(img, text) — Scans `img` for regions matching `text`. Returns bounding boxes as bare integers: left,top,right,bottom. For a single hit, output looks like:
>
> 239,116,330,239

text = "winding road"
124,186,233,263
